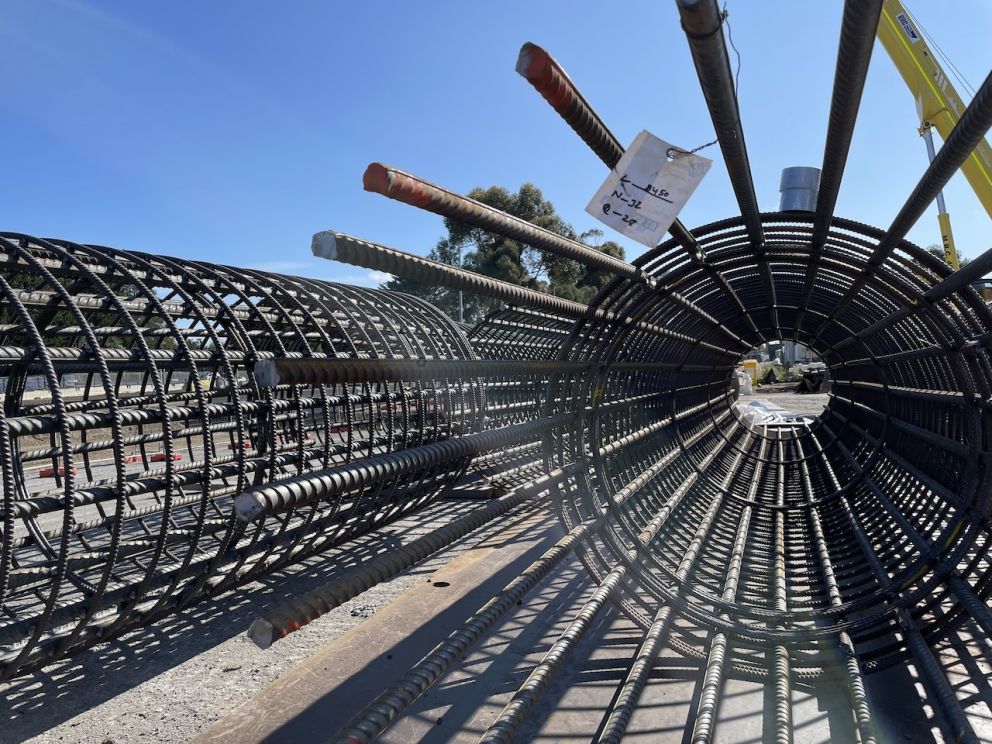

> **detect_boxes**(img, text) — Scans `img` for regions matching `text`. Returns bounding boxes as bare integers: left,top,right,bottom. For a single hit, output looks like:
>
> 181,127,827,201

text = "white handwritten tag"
585,130,711,248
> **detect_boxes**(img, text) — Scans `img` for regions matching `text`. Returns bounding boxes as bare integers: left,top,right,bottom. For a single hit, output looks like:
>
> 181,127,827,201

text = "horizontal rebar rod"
247,462,581,648
312,231,746,354
233,414,576,521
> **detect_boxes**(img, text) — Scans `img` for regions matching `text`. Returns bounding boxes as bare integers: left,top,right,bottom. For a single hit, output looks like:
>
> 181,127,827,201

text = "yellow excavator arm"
877,0,992,269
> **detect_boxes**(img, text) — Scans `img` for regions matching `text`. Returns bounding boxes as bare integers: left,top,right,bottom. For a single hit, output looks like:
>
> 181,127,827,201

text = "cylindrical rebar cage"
0,233,480,678
545,213,992,679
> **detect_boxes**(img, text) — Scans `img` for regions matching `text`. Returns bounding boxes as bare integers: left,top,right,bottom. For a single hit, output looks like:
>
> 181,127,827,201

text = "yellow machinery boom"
877,0,992,270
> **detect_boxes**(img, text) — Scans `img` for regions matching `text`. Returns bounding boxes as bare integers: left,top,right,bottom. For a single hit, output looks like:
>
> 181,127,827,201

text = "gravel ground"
746,387,831,416
0,487,527,744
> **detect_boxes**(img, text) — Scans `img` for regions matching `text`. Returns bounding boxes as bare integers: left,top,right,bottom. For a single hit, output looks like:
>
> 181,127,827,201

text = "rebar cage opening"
544,212,992,680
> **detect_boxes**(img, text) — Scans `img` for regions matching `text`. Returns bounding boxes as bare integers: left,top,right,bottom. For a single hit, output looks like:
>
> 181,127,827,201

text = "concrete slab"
198,516,904,743
194,508,563,744
0,497,529,744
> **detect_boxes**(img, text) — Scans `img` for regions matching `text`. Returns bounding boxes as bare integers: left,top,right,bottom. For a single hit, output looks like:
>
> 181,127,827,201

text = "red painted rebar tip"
515,42,552,82
515,42,571,111
363,163,433,209
362,162,391,194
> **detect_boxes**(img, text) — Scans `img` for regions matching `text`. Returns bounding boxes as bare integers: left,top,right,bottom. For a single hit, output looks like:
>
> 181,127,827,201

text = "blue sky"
3,1,990,287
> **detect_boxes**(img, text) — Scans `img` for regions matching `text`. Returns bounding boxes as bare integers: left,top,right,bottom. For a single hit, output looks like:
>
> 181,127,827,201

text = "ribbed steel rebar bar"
514,41,766,347
363,163,640,280
247,463,578,648
815,69,992,340
676,0,762,247
794,0,884,339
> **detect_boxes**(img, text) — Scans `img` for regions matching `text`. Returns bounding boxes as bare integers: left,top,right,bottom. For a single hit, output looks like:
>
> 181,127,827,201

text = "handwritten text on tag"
585,130,711,248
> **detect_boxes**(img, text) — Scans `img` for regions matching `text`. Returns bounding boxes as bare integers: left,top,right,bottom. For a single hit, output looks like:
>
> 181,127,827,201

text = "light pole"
458,241,464,324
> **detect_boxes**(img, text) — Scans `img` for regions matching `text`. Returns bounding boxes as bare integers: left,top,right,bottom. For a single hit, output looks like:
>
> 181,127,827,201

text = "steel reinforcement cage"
0,232,481,678
3,1,992,741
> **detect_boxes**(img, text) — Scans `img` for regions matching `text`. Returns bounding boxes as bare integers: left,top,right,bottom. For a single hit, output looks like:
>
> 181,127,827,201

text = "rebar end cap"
311,231,338,260
247,617,275,649
234,492,267,522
